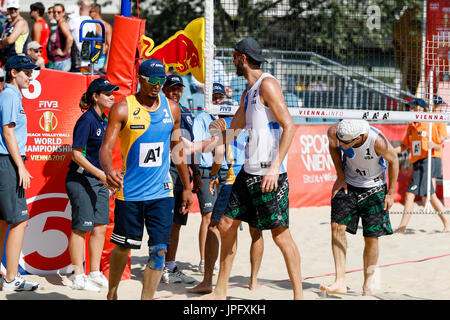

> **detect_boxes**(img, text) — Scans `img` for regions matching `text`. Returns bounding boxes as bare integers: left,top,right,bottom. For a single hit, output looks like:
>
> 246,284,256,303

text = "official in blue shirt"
192,82,229,272
0,55,40,291
66,78,118,291
161,74,200,284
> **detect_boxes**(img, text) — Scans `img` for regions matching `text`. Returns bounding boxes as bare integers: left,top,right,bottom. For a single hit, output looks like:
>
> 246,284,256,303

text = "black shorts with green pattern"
331,184,393,238
224,170,289,230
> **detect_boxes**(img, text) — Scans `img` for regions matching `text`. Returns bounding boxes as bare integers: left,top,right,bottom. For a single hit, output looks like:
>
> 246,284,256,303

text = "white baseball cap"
337,119,370,141
5,0,20,9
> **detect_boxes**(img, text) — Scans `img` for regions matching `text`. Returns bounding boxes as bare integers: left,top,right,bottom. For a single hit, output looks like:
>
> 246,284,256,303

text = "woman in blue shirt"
66,78,118,291
0,55,40,292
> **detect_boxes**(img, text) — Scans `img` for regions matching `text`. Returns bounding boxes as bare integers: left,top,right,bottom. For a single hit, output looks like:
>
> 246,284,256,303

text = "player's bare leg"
248,226,263,291
320,222,348,295
362,237,379,296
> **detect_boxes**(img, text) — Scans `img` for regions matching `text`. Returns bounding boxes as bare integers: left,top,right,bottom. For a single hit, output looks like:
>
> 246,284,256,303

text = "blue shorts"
196,167,227,214
111,198,174,249
211,184,233,224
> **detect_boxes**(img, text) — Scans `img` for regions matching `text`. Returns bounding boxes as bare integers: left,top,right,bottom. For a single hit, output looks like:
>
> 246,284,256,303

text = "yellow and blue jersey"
116,93,174,201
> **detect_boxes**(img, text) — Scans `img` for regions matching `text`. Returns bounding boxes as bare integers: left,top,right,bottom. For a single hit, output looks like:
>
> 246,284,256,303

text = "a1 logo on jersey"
139,142,164,167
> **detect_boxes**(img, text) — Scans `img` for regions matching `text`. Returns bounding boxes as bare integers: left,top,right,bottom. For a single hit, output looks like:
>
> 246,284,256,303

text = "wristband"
209,175,217,180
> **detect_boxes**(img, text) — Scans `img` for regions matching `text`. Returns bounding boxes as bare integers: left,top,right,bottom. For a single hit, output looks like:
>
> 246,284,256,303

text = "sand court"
1,203,449,300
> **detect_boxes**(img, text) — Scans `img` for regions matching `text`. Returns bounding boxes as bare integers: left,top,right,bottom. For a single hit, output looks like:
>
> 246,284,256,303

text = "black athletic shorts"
331,184,392,238
224,170,289,230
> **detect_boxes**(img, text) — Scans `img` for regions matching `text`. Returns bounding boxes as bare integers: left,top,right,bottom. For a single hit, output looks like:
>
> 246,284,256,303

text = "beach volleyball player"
322,119,399,296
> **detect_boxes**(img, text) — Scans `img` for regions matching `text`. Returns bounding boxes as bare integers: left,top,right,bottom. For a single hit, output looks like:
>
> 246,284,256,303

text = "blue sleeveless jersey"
117,93,174,201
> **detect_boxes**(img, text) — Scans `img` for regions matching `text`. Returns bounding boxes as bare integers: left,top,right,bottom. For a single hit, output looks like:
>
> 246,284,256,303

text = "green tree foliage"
136,0,423,62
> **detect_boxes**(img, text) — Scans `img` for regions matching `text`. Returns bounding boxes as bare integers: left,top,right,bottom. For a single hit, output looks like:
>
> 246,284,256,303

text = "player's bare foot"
248,278,261,291
319,283,347,295
187,283,213,294
394,226,407,234
362,286,372,296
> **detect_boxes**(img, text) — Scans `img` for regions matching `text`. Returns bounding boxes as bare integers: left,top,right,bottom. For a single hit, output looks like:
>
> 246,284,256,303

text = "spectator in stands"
68,0,96,72
394,98,450,233
26,40,45,69
30,2,50,66
0,0,30,66
46,6,57,33
89,3,112,73
0,6,7,38
47,3,72,71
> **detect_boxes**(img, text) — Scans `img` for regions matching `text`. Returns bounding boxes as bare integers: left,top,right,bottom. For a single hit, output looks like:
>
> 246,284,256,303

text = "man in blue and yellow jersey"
99,58,193,300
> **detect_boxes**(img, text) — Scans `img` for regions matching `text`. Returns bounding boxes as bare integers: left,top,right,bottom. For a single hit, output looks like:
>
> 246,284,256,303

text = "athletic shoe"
198,261,205,274
161,267,181,284
88,272,108,289
2,274,39,292
70,274,101,292
171,267,196,284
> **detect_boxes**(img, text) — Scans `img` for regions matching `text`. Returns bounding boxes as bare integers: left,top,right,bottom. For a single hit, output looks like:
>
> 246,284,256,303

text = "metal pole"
420,0,428,100
424,69,433,213
204,0,214,113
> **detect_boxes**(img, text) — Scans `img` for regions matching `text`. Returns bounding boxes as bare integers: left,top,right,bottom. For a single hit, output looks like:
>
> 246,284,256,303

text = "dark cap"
406,98,427,111
5,55,40,71
235,38,267,63
434,95,443,105
139,58,166,78
87,78,119,94
163,75,185,88
212,82,226,96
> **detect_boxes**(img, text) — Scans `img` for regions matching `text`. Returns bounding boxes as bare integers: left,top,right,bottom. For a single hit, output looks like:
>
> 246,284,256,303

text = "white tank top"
341,126,386,188
244,73,288,175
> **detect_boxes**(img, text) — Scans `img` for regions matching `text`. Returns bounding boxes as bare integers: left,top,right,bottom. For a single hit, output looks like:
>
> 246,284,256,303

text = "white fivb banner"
289,108,450,123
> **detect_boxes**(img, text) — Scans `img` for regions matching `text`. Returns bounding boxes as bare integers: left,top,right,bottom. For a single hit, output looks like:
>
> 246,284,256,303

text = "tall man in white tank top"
324,119,399,296
185,38,303,300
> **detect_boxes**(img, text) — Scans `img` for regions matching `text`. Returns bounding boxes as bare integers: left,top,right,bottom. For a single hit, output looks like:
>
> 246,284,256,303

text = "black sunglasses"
336,133,360,145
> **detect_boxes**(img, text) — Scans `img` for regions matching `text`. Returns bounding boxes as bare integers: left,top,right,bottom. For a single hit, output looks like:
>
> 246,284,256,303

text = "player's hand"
18,166,32,189
180,188,193,214
209,178,219,196
105,169,123,190
209,118,226,137
384,193,394,211
181,137,195,155
261,169,279,193
332,176,347,198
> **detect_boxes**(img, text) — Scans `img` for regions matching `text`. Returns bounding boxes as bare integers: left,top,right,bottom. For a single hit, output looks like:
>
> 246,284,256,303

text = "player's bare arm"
169,99,193,214
374,132,399,210
259,77,295,192
99,98,128,190
327,124,348,197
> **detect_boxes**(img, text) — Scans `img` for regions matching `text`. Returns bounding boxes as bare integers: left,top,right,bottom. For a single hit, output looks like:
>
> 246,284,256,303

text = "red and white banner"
287,124,411,208
18,69,86,274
